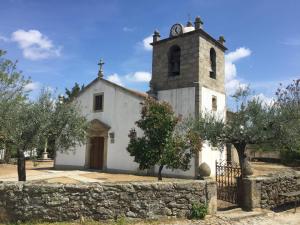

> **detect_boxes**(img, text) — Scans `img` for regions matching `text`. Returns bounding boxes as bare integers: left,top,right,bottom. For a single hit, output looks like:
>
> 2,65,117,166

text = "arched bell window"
168,45,181,76
209,48,216,79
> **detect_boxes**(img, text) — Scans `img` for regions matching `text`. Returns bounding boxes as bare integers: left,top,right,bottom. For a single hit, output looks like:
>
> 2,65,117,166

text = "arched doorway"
85,119,110,170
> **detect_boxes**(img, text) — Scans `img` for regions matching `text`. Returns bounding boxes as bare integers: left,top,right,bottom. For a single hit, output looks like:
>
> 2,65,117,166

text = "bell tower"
150,17,227,177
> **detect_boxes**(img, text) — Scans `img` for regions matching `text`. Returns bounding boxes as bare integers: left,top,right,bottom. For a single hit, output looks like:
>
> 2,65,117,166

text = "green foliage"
127,97,200,180
0,50,31,150
114,216,128,225
188,86,274,172
35,89,89,154
189,202,208,220
64,82,85,103
280,150,300,165
0,49,88,180
271,79,300,154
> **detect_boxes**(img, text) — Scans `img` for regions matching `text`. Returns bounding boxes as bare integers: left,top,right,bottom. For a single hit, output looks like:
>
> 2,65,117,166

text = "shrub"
280,150,300,165
189,202,208,220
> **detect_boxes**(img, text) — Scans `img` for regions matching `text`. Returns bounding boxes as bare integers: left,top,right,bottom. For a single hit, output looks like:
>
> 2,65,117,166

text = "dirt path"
0,160,181,183
152,209,300,225
251,161,300,176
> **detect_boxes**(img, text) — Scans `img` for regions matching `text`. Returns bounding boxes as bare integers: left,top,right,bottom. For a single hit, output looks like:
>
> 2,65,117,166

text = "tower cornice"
151,28,227,51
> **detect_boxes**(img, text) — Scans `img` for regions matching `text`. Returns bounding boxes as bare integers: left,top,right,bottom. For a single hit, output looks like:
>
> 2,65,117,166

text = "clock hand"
175,26,178,34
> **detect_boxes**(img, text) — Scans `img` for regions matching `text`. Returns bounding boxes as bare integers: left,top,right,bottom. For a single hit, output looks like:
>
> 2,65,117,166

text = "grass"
0,217,182,225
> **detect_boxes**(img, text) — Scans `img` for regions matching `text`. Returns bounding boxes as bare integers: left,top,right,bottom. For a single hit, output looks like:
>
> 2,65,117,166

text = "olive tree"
272,80,300,156
127,97,201,180
0,50,30,162
0,50,88,181
188,87,274,175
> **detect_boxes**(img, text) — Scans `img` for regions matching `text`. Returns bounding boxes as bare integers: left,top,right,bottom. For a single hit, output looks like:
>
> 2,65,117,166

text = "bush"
189,202,208,220
280,150,300,165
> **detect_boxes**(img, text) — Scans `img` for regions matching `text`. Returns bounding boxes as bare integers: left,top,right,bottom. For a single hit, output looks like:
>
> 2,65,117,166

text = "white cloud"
0,35,9,42
226,47,251,62
106,71,151,86
126,71,151,82
252,93,274,105
142,35,152,51
24,82,41,91
225,47,251,95
123,27,135,32
11,29,61,60
282,38,300,46
107,73,123,86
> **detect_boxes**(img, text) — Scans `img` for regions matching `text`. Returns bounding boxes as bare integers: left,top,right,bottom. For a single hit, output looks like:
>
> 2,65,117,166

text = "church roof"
77,77,148,99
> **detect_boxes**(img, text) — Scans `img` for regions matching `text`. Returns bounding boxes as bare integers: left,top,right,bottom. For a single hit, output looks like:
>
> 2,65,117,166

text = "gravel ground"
139,209,300,225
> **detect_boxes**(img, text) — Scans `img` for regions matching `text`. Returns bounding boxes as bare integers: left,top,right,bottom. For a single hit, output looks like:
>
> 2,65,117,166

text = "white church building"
55,17,227,178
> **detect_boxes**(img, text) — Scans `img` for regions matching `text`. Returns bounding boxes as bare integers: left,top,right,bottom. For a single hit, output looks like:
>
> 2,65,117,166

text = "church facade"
55,17,227,178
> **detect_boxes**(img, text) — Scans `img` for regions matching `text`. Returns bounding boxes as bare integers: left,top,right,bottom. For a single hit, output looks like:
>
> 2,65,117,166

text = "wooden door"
90,137,104,169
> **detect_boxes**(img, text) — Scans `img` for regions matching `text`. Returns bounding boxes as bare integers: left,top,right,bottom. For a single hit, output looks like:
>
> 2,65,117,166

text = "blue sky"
0,0,299,103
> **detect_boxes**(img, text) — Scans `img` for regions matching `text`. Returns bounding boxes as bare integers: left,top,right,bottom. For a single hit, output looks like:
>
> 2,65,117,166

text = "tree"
188,87,273,175
64,82,84,103
127,97,200,180
0,50,30,163
272,80,300,156
7,90,89,181
0,50,89,181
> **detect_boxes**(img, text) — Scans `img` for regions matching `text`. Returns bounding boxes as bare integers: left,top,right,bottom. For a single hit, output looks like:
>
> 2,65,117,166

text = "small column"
186,20,193,27
152,30,160,43
194,16,203,29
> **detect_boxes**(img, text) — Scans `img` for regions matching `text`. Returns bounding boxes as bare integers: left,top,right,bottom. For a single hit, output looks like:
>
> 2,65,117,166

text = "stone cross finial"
97,58,105,78
218,36,226,45
153,29,161,43
194,16,203,29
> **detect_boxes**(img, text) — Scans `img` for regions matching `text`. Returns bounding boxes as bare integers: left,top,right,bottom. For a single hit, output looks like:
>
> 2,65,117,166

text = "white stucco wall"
200,86,226,175
158,87,195,118
201,86,226,116
157,87,196,177
55,144,86,168
55,79,143,172
55,81,226,178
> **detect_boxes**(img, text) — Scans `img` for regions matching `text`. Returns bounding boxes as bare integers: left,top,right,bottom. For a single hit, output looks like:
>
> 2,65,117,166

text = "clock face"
170,24,183,37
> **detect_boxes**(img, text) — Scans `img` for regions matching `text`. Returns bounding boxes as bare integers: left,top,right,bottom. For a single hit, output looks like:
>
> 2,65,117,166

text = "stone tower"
150,17,227,177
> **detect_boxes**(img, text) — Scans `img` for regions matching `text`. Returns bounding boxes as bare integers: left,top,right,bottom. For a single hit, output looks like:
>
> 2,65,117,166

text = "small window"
168,45,181,76
209,48,216,79
94,93,104,111
212,96,217,111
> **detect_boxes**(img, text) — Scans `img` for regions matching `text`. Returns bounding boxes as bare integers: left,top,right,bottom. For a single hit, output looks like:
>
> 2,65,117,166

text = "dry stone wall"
0,180,216,222
243,171,300,210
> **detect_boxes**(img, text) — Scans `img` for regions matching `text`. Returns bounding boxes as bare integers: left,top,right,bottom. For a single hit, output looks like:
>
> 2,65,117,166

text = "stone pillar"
152,30,160,43
242,177,262,211
206,180,217,215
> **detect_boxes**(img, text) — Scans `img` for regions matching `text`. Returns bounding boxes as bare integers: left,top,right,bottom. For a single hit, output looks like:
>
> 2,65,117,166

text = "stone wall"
243,171,300,210
0,180,216,222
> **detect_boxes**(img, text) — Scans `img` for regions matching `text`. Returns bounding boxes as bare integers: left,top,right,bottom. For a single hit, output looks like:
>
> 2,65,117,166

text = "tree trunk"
158,165,164,181
17,149,26,181
233,142,247,174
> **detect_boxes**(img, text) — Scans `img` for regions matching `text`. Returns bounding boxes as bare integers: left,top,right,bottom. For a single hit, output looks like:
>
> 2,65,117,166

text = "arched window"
209,48,216,79
168,45,181,76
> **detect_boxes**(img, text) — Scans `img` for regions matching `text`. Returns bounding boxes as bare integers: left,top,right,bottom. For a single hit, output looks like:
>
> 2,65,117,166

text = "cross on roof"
97,58,104,78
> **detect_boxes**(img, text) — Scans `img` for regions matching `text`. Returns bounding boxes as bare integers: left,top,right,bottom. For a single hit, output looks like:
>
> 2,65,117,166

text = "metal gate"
216,160,242,205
